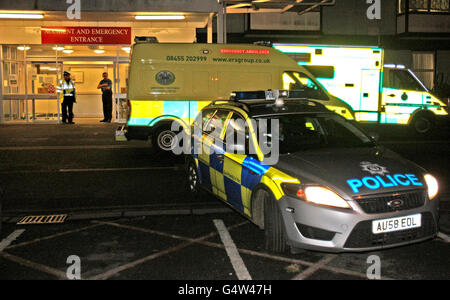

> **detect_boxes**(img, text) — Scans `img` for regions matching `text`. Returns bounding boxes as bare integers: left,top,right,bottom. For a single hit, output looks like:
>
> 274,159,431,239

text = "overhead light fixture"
135,15,185,20
0,13,43,19
122,47,131,53
17,46,31,51
52,46,65,51
63,49,74,54
94,49,105,54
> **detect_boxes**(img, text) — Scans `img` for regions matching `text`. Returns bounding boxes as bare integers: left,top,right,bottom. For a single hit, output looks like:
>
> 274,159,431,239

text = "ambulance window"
385,69,426,92
204,110,230,138
282,71,328,100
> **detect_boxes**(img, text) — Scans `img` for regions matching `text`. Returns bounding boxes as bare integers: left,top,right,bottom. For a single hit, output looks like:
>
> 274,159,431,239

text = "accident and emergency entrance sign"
41,26,132,45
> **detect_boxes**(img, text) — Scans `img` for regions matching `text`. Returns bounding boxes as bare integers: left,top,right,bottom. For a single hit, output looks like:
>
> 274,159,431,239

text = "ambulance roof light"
134,36,159,44
384,64,406,69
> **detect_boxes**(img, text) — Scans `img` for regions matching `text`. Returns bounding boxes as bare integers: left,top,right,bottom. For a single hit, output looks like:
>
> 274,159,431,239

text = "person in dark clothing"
57,71,77,125
97,72,113,123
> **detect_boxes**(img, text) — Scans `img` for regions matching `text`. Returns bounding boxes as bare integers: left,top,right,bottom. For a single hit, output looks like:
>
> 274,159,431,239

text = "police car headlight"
424,174,439,200
282,184,350,209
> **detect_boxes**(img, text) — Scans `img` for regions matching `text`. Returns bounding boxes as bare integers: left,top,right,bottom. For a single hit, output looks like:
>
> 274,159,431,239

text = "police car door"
203,109,231,200
222,113,266,216
196,108,217,192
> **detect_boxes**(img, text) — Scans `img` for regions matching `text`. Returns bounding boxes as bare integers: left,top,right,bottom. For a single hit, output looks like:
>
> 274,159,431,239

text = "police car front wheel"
262,190,288,253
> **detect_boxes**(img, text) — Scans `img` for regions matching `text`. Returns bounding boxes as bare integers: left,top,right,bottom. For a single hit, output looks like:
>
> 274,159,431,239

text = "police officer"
97,72,113,123
57,71,77,125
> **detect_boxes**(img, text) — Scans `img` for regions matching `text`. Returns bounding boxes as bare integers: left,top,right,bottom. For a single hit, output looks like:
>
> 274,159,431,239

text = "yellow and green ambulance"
121,37,354,151
273,44,448,134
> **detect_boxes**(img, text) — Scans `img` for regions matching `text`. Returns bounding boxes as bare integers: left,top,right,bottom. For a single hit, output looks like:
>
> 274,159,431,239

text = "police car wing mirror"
369,132,380,143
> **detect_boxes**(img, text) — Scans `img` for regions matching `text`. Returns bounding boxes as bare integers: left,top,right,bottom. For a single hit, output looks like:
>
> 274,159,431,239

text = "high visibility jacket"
57,80,76,103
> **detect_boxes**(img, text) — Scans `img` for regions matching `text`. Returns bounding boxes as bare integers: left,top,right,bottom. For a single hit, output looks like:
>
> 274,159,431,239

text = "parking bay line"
99,220,391,280
0,229,25,252
0,145,149,151
437,232,450,243
291,254,337,280
213,219,252,281
0,251,67,280
0,166,182,174
88,220,249,280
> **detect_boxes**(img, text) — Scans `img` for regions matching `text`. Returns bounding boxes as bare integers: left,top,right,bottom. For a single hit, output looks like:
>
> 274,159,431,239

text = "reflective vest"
57,80,76,103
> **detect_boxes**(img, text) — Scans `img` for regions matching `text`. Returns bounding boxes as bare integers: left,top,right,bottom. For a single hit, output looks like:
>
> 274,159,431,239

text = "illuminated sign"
347,174,423,193
41,26,132,45
220,49,270,55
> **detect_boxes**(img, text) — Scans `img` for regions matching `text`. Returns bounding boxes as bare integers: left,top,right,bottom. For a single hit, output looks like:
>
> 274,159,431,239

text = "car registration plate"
372,214,421,234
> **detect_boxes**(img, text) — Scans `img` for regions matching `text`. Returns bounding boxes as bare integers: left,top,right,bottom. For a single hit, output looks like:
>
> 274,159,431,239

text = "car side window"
204,109,230,139
224,113,251,155
199,109,216,131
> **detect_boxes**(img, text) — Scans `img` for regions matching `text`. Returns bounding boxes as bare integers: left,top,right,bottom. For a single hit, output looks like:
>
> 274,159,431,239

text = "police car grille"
344,212,436,249
355,190,426,214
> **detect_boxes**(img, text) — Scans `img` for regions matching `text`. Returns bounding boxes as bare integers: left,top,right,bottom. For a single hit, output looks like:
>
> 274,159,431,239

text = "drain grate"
17,214,68,225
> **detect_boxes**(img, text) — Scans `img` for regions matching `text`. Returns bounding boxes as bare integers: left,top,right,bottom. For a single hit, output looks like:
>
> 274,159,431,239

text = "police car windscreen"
257,114,374,154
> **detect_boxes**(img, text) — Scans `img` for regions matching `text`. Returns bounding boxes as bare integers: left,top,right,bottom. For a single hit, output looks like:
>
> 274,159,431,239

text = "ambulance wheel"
153,127,177,152
187,159,200,194
411,112,435,135
263,190,288,253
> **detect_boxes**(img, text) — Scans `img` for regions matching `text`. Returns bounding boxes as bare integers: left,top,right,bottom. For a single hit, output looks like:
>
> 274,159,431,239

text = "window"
399,0,407,13
407,0,450,13
384,69,427,92
412,52,435,90
255,113,374,154
282,71,328,100
203,109,230,138
224,113,250,154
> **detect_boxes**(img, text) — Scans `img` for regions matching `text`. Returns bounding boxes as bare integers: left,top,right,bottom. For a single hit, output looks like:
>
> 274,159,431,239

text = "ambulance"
120,37,354,151
273,44,448,134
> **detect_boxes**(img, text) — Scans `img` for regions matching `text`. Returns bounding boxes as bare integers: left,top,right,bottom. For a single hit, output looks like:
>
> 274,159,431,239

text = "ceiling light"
0,13,43,19
94,49,105,54
63,49,74,54
52,46,65,51
122,47,131,53
135,15,185,20
17,46,31,51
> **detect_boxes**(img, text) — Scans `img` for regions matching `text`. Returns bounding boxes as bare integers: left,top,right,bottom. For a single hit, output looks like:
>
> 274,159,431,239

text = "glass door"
27,61,61,122
114,60,129,123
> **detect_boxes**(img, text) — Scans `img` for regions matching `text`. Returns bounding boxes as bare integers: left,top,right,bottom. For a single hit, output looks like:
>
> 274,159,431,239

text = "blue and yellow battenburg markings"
128,100,211,126
347,174,423,193
193,107,298,217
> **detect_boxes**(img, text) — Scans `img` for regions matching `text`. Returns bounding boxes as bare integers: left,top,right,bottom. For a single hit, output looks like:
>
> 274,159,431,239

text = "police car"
186,90,440,253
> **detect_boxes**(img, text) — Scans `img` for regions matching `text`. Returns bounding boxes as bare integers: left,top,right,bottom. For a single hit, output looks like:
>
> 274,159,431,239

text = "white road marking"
58,166,181,173
0,166,182,174
0,145,148,151
213,219,252,281
0,229,26,252
437,232,450,243
291,254,337,280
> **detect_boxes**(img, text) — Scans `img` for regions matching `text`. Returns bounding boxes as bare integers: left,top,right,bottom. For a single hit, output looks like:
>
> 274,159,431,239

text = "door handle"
388,94,396,97
217,154,224,162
